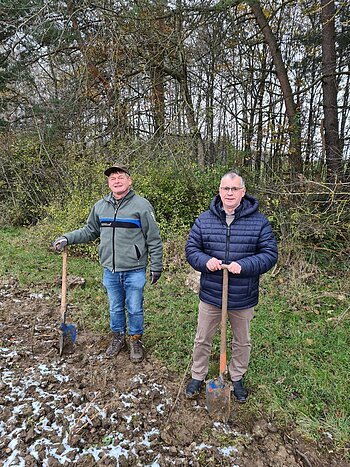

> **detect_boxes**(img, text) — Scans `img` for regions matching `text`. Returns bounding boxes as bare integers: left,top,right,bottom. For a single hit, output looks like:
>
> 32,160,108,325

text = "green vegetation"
0,226,349,455
0,151,349,454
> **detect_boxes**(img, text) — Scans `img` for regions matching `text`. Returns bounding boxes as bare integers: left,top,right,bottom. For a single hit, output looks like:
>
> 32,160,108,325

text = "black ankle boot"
233,378,248,403
185,378,203,398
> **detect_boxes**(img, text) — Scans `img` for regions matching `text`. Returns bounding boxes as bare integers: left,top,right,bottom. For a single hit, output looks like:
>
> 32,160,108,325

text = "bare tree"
321,0,342,180
248,0,303,175
1,0,349,179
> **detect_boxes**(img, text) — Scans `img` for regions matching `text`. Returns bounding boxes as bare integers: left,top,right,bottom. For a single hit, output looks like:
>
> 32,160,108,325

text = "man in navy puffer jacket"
185,171,278,402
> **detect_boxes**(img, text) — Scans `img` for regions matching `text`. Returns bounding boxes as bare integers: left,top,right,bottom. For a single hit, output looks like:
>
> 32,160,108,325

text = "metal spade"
59,246,77,356
206,264,230,422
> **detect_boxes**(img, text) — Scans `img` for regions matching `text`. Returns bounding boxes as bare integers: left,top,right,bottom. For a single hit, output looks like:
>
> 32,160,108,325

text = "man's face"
108,171,132,199
219,176,246,212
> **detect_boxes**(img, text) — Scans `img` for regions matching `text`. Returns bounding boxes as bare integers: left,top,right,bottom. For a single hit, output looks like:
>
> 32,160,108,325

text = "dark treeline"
0,1,349,243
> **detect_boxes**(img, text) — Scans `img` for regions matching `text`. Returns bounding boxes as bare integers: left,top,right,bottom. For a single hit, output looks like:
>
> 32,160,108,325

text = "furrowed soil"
1,276,349,467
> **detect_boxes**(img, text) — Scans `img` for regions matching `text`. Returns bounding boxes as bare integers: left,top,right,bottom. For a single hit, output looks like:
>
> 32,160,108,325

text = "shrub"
0,135,64,225
2,135,348,266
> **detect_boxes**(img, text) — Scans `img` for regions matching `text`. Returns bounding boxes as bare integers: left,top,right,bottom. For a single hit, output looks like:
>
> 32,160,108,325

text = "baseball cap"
104,163,130,177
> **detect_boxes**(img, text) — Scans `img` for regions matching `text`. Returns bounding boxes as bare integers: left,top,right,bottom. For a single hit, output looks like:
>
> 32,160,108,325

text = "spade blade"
206,376,231,422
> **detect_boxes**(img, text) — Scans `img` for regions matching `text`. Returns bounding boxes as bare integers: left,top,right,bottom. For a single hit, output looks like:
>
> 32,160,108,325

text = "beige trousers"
191,300,254,382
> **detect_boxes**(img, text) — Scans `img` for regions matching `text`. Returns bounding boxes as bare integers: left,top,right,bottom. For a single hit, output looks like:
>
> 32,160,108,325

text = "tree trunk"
249,0,303,175
179,66,205,165
149,64,165,139
321,0,342,181
255,66,268,178
339,65,349,158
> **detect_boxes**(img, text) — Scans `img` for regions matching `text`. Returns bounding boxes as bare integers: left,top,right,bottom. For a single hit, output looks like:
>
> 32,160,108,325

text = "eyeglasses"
109,174,129,180
220,186,244,192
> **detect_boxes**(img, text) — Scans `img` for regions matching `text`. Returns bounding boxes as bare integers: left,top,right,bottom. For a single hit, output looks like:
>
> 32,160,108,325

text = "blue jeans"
103,268,146,335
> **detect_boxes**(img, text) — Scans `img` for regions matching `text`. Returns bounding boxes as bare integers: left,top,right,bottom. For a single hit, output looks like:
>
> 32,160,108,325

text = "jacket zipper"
111,198,124,272
112,207,117,272
225,224,230,264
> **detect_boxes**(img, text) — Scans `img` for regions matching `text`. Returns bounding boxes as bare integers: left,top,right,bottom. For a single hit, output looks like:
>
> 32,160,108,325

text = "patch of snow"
218,445,239,456
196,442,212,450
3,450,25,467
0,347,18,357
29,293,44,299
141,428,159,447
132,374,145,383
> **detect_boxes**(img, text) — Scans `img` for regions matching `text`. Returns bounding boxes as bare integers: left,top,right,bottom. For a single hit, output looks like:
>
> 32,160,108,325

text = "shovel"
206,264,230,422
59,246,77,356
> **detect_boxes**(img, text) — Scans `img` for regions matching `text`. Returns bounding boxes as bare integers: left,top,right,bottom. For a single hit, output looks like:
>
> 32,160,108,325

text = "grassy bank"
0,226,349,455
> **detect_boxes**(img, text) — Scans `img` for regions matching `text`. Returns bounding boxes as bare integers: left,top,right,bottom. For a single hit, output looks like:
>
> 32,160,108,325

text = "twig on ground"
163,356,192,428
334,304,350,326
31,319,35,357
295,448,313,467
69,394,100,439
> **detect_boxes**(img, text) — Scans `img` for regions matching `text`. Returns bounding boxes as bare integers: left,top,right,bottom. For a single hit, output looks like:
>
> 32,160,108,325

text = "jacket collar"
210,193,259,220
105,189,135,203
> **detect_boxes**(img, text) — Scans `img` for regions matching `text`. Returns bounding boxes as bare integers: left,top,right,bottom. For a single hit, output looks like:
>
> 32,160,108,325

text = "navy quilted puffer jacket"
185,193,278,310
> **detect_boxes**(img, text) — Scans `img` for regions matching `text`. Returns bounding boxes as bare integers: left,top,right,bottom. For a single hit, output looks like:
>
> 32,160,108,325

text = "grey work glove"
150,271,161,285
53,236,68,252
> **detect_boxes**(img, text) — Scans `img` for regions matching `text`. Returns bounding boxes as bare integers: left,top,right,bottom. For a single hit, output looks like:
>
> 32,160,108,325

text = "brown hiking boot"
129,334,144,363
106,332,126,357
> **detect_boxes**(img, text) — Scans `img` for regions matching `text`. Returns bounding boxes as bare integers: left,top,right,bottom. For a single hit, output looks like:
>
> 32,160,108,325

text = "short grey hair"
220,171,245,188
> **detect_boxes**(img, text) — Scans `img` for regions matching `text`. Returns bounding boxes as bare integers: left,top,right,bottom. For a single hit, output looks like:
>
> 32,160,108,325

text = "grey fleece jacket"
63,190,163,273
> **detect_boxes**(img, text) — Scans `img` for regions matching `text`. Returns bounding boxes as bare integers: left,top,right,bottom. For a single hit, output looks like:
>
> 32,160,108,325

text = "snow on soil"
0,277,347,466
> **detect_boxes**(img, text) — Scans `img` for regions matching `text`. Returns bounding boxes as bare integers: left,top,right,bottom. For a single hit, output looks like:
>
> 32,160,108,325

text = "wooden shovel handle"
60,246,68,321
219,265,229,376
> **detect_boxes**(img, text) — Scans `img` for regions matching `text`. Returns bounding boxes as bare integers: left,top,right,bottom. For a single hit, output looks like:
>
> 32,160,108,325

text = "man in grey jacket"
53,163,163,363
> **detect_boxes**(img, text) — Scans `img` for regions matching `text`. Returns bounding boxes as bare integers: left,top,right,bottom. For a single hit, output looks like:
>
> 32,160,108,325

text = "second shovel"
205,264,231,422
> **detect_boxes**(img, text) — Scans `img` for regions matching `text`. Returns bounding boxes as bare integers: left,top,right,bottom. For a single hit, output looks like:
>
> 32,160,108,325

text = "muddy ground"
1,276,349,467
